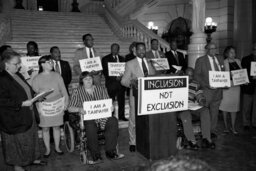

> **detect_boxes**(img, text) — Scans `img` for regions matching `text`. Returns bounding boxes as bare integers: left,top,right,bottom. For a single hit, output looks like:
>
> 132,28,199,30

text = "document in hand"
31,89,54,103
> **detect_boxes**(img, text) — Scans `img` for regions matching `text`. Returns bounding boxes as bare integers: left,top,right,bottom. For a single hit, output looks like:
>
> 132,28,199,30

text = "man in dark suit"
146,39,166,59
50,46,72,93
121,42,156,152
165,40,187,74
241,43,256,130
102,43,127,121
194,42,225,138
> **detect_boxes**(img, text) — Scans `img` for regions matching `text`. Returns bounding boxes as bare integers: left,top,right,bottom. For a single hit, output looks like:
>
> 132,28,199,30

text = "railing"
0,14,11,46
104,0,123,9
103,1,169,52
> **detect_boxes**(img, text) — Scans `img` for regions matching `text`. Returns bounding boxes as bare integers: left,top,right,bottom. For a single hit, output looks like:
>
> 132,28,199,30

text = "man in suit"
50,46,72,93
121,42,156,152
146,39,165,59
73,33,102,85
165,40,187,74
194,42,225,138
102,43,127,121
241,43,256,130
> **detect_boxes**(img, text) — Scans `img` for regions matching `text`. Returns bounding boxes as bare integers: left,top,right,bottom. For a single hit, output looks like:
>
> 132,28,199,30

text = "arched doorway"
37,0,58,11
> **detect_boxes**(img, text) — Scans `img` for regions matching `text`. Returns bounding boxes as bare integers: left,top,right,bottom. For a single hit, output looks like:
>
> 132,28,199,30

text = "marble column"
187,0,207,68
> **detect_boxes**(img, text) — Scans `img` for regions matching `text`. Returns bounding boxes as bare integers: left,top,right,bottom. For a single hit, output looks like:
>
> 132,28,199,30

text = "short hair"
0,45,12,57
205,42,216,50
129,42,137,54
223,46,236,59
79,71,94,86
38,55,52,73
136,42,146,50
50,46,59,53
0,50,20,71
111,43,120,50
82,33,93,41
151,39,158,44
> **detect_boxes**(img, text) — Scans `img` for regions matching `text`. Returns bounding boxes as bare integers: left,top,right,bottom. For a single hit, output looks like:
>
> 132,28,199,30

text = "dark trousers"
107,85,125,119
84,117,118,157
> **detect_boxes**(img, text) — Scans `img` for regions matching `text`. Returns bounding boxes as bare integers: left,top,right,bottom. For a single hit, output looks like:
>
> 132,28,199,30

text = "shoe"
129,145,136,152
211,133,218,139
105,151,124,160
31,160,47,166
54,150,64,155
201,138,216,149
119,117,128,121
88,154,103,165
43,152,51,158
230,129,238,135
223,129,229,134
187,141,199,150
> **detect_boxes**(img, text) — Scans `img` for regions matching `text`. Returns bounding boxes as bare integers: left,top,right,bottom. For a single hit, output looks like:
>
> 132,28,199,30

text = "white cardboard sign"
209,71,231,88
150,58,170,70
38,97,65,116
83,99,112,120
138,76,188,115
250,62,256,76
79,57,102,72
231,69,249,86
108,62,125,76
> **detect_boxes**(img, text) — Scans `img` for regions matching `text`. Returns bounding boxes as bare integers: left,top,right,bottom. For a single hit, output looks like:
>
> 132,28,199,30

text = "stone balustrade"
0,14,11,46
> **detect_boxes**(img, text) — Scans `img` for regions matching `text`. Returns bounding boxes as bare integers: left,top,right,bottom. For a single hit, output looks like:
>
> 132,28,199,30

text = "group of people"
0,32,256,170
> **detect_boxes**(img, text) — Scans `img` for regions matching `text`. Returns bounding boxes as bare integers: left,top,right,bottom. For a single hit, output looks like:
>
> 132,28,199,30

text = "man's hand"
22,100,33,107
130,79,138,89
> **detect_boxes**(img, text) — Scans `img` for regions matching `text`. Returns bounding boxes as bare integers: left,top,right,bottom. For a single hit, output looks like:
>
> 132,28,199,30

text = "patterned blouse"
69,85,110,130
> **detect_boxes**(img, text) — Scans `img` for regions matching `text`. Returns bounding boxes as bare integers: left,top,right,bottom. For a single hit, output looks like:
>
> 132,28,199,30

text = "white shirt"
54,60,62,74
171,50,178,57
113,55,119,62
85,47,95,58
152,50,160,58
207,55,221,71
136,57,149,73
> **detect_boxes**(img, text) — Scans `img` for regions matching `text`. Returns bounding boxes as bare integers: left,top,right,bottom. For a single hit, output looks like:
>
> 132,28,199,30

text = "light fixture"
204,17,217,43
147,21,158,34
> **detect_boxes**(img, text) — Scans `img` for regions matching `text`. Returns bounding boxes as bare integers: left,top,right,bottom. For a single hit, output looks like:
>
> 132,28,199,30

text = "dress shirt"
207,55,221,71
85,47,95,58
152,50,160,58
54,60,62,74
137,57,149,73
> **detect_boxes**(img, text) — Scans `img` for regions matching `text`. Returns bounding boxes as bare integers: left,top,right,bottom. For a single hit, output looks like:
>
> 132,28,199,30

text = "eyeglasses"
9,62,21,67
45,60,53,64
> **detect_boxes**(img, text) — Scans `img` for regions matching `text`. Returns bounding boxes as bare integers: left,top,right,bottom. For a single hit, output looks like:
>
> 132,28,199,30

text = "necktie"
154,51,159,58
142,58,148,77
174,51,179,65
212,56,219,71
89,48,93,58
55,61,60,74
115,55,119,62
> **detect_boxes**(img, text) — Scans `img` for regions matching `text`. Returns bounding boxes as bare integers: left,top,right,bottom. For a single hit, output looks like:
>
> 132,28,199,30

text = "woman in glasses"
32,55,69,158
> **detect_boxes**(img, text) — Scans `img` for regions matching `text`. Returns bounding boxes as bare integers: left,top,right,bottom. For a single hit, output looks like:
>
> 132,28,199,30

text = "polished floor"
1,113,256,171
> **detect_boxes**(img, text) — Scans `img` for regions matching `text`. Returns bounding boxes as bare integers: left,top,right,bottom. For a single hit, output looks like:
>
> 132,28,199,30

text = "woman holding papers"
219,46,241,135
0,51,46,171
68,71,121,164
32,55,69,157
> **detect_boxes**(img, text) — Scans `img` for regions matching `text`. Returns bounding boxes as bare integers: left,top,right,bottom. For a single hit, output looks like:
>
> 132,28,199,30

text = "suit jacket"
165,50,187,73
73,47,101,76
0,71,39,134
146,50,165,59
241,54,256,94
58,60,72,91
194,55,225,103
121,57,156,89
102,54,125,91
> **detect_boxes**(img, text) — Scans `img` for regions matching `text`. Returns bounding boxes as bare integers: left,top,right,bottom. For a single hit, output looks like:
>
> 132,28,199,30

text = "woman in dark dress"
0,51,46,171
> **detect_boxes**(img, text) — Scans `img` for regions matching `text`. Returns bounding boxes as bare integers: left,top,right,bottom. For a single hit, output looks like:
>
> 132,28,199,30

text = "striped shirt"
189,80,204,103
69,85,110,130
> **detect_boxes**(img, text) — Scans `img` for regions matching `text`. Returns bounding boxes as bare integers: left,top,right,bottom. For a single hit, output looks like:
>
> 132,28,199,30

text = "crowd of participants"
0,33,256,170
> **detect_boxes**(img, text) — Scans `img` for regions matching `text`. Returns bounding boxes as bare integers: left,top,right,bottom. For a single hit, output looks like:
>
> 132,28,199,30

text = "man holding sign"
194,42,225,138
73,34,102,85
241,43,256,130
102,43,127,121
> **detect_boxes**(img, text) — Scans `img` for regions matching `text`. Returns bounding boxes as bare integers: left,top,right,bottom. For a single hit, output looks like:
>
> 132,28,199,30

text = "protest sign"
20,56,41,79
150,58,170,70
38,97,65,116
209,71,231,88
79,57,102,72
108,62,125,76
231,69,249,86
83,99,112,120
250,62,256,76
137,76,188,115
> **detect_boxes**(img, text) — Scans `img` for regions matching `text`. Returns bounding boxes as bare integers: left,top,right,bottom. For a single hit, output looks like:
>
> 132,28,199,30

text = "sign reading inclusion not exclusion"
138,76,188,115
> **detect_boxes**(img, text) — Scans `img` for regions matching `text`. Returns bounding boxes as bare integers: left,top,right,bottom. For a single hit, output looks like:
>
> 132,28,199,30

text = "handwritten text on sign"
108,62,125,76
138,76,188,115
83,99,112,120
21,56,41,71
150,58,170,70
250,62,256,76
79,57,102,72
231,69,249,86
38,97,65,116
209,71,231,88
